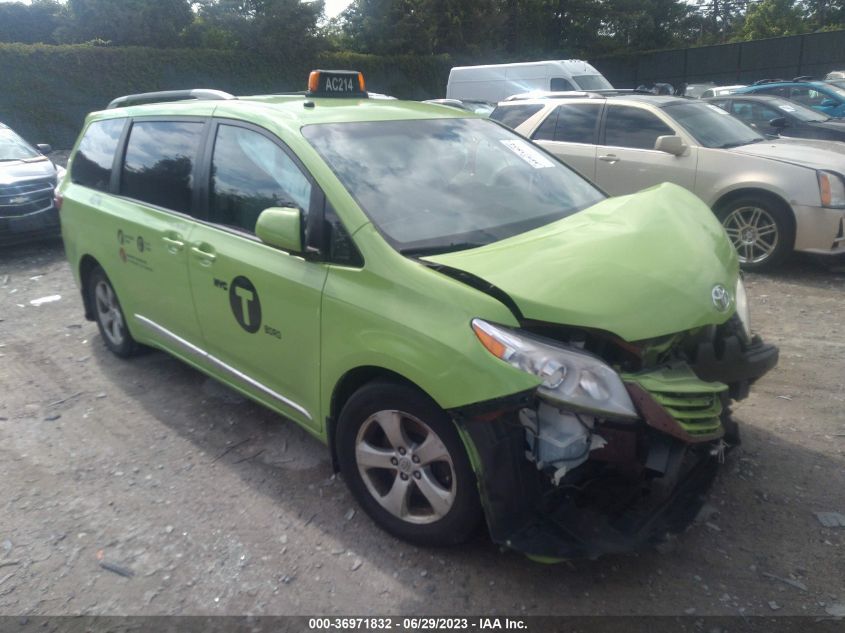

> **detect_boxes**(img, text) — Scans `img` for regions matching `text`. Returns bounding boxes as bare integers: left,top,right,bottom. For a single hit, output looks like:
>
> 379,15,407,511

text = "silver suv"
492,93,845,270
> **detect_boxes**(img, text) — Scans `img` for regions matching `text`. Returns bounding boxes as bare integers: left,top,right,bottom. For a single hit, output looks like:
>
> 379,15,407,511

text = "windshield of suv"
574,75,613,90
663,102,765,148
303,118,605,254
0,128,41,161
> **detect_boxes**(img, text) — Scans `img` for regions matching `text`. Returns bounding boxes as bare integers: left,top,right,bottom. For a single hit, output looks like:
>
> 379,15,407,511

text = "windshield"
303,118,605,254
663,102,765,148
0,128,40,161
767,98,829,122
574,74,612,90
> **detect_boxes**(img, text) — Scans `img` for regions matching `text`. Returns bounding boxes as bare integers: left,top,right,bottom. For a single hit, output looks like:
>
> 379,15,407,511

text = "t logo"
229,276,262,333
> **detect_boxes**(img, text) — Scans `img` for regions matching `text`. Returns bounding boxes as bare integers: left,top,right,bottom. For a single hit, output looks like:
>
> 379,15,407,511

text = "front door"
187,121,327,430
594,104,697,196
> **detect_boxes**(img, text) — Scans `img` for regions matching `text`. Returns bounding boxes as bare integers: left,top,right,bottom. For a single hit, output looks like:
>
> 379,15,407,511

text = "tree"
0,0,67,44
58,0,194,47
738,0,809,40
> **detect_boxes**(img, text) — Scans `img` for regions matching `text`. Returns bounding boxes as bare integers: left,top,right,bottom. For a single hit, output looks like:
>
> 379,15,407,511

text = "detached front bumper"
455,403,723,560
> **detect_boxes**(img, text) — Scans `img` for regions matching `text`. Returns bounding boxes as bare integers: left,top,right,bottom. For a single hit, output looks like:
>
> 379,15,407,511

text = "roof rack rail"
792,75,815,82
751,79,784,86
107,89,237,109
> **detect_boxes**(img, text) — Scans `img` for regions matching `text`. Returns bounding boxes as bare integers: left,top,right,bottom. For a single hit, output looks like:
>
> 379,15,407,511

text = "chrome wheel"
94,279,125,346
721,205,779,265
354,409,456,524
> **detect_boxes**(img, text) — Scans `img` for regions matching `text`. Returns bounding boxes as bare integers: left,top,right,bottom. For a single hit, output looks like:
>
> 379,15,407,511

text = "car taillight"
54,192,63,211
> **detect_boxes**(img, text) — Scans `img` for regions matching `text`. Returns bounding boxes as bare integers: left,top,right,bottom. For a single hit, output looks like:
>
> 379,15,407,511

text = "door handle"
161,235,184,253
599,154,619,164
190,243,217,265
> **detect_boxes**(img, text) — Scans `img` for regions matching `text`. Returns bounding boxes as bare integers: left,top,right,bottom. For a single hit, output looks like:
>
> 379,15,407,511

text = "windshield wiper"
401,241,488,256
716,138,764,149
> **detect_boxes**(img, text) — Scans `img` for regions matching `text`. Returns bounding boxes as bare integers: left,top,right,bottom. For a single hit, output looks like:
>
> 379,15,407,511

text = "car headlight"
735,277,751,340
818,171,845,208
471,319,638,420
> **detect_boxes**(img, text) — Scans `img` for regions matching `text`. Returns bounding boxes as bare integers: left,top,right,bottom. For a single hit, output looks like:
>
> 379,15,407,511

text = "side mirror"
769,117,788,129
36,143,52,154
654,135,687,156
256,206,302,253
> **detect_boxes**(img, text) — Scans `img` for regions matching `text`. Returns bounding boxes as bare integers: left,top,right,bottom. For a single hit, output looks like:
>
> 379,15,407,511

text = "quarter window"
120,121,204,214
603,106,674,150
489,104,544,130
209,125,312,233
71,119,125,192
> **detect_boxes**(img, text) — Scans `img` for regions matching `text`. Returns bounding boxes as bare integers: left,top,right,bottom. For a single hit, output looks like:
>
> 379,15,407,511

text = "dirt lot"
1,237,843,618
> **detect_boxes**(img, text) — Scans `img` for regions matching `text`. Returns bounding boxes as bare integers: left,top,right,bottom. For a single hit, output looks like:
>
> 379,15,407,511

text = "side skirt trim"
134,314,312,421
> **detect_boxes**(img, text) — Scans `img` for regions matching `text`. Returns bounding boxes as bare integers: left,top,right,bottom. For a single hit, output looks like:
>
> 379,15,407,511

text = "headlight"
471,319,638,419
818,171,845,208
735,277,751,340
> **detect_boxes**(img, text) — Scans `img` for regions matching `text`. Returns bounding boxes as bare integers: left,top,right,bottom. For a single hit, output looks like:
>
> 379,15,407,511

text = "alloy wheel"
721,205,779,264
94,279,125,347
354,409,456,524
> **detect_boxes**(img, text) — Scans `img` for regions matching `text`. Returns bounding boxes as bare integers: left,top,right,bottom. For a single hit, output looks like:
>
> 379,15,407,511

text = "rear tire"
716,196,794,271
336,380,482,546
87,266,139,358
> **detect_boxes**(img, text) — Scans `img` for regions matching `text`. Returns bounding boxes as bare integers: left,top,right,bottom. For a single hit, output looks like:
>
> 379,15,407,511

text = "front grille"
0,179,56,218
624,364,727,436
648,390,723,435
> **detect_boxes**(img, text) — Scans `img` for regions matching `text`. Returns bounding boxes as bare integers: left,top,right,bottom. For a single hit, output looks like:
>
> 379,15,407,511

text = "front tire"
87,266,139,358
716,196,794,271
336,380,482,546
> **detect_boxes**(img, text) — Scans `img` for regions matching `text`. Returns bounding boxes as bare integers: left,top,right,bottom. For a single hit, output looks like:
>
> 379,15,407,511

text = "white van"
446,60,612,103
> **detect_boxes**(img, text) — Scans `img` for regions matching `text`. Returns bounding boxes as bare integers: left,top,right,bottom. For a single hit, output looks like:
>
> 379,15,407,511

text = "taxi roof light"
306,70,367,99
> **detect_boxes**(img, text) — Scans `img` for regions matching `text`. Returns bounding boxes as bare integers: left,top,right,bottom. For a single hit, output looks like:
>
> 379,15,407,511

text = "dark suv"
0,122,64,245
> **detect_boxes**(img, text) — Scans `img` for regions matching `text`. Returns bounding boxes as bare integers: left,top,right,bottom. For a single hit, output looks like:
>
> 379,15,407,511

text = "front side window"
489,104,543,130
210,125,311,233
603,106,674,150
303,118,605,255
573,75,613,90
70,119,125,192
550,77,575,91
120,120,204,214
790,87,828,107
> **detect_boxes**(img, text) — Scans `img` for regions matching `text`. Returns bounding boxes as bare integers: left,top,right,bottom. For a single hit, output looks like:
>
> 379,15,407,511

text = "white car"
492,93,845,269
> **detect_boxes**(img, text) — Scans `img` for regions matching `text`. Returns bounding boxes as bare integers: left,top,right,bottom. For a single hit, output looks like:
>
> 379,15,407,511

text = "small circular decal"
229,276,261,333
137,236,145,253
117,229,124,245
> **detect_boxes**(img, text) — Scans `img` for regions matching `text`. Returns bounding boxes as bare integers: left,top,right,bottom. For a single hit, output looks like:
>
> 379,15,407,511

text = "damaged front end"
452,316,777,560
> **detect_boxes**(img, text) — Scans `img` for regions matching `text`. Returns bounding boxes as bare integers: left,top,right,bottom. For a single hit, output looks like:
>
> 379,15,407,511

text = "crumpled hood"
0,157,57,185
425,183,739,342
730,137,845,172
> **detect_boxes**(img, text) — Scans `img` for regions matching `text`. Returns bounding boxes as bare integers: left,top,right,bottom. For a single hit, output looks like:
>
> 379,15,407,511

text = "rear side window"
532,104,601,144
603,106,674,150
209,124,312,233
490,104,543,129
71,119,125,192
120,121,204,215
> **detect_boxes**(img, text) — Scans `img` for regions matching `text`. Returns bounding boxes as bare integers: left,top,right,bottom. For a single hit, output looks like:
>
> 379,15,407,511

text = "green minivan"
59,71,778,560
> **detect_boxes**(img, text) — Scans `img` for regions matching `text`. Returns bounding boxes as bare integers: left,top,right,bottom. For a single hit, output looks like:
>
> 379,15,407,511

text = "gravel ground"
0,237,843,618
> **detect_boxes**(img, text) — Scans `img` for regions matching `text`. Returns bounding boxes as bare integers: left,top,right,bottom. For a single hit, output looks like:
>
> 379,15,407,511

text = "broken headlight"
735,277,751,340
471,319,638,420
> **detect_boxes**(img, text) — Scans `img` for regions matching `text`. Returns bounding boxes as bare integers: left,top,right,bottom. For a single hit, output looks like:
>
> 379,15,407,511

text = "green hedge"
0,44,454,148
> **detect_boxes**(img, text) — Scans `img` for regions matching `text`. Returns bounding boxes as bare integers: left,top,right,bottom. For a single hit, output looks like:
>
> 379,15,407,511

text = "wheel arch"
326,365,433,472
78,254,102,321
712,187,797,249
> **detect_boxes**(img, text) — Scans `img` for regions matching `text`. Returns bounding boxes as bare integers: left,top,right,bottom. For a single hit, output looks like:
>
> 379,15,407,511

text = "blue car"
737,80,845,118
